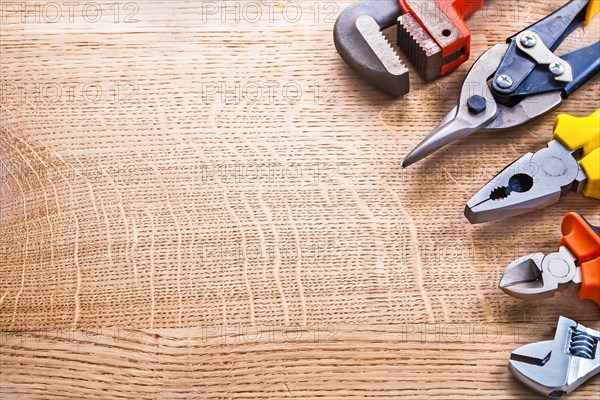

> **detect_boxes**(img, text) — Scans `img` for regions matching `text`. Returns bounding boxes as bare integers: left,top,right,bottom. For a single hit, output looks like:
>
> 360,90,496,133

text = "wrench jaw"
509,317,600,398
333,0,409,96
397,13,442,82
509,340,570,398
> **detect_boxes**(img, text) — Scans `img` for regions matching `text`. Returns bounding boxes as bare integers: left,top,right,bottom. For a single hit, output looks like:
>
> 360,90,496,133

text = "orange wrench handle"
437,0,484,74
558,212,600,306
398,0,484,74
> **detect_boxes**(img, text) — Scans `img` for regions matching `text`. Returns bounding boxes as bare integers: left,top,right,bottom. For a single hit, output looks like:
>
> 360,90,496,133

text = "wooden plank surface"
1,0,599,398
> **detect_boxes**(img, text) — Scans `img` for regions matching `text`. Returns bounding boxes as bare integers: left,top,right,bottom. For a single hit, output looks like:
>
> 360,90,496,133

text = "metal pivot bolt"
496,74,513,88
467,95,487,114
549,62,565,76
520,32,537,48
515,30,573,83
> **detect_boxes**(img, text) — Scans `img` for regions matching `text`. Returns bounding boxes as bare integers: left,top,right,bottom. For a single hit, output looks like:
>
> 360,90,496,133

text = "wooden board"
1,1,599,398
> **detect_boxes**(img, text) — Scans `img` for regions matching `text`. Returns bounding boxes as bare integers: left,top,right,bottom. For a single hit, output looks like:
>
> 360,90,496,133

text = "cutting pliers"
509,316,599,398
499,212,600,306
401,0,600,167
465,109,599,224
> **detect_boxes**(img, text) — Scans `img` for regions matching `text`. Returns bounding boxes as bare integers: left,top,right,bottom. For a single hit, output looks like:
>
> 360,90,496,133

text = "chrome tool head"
396,12,442,82
509,316,600,398
499,247,581,300
333,0,409,96
400,44,508,167
401,0,600,167
465,140,585,224
433,91,563,132
400,44,569,168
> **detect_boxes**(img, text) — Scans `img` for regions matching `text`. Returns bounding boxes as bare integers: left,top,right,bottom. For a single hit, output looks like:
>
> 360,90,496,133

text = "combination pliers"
402,0,600,167
465,109,599,224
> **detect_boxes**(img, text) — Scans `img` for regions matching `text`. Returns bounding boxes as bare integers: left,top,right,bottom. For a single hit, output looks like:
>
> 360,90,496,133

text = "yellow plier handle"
552,108,600,199
585,0,600,25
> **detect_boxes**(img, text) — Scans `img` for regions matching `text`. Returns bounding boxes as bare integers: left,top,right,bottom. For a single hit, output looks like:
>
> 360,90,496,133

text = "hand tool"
333,0,484,96
465,109,600,224
401,0,600,167
499,212,600,306
509,316,599,398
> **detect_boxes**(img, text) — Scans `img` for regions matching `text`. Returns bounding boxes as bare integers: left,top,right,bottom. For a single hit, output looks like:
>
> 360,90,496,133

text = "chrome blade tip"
463,203,490,224
400,147,427,168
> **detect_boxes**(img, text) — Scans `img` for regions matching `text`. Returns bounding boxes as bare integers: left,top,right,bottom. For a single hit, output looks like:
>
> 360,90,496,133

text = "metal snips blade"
401,0,600,167
400,44,564,168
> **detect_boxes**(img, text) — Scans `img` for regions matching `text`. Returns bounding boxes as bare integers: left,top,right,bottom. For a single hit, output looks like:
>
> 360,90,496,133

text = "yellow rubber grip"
552,109,600,199
585,0,600,25
580,148,600,198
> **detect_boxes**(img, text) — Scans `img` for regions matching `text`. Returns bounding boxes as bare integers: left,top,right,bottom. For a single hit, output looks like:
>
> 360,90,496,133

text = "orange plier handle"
559,212,600,306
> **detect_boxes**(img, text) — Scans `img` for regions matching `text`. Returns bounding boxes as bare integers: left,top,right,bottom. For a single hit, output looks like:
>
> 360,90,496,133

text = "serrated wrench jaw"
397,13,442,81
333,0,409,97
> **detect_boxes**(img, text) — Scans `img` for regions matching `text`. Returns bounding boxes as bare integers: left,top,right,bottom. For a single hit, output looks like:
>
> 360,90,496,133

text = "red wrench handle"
398,0,484,74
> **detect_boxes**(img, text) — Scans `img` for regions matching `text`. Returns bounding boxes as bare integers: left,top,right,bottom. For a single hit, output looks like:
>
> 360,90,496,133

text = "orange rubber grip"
558,212,600,306
579,258,600,306
398,0,484,74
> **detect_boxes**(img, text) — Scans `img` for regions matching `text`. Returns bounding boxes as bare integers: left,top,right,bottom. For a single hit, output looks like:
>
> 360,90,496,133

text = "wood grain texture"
1,0,599,398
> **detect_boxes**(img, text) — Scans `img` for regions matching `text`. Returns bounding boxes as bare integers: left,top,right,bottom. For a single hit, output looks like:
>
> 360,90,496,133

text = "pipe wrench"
334,0,484,96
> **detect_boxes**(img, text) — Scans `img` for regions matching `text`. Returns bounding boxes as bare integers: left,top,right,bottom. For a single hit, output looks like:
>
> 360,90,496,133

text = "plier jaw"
465,107,600,224
464,139,585,224
499,247,581,300
509,317,600,398
498,211,600,306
